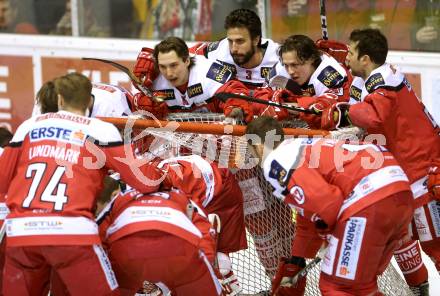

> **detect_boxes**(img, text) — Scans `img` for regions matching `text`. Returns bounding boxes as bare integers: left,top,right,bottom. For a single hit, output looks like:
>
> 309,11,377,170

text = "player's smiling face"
158,50,190,87
227,27,258,66
281,50,315,86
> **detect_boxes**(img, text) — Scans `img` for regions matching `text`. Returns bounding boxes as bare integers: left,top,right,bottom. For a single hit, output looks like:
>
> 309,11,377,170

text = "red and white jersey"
0,111,164,247
348,63,440,207
0,147,8,228
262,138,411,228
348,76,366,105
157,155,225,208
153,55,245,113
204,38,280,88
268,53,351,103
99,189,215,261
32,83,133,117
90,83,132,117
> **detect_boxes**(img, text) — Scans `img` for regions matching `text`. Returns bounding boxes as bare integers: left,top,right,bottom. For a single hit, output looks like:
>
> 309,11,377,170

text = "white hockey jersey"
152,55,234,111
205,38,280,88
90,83,132,117
268,53,349,97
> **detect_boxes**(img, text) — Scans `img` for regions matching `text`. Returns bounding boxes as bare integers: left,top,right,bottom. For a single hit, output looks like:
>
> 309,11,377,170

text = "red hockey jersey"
0,111,165,246
98,189,216,262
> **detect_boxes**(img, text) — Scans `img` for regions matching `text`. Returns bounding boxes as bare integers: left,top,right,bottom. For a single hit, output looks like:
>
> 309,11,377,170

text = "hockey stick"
319,0,329,40
214,92,318,114
82,57,154,97
290,245,327,285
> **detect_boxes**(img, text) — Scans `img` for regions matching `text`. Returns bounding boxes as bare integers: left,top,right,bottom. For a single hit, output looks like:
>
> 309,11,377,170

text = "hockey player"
322,28,440,294
245,116,414,296
263,35,352,126
131,36,254,122
98,188,222,296
0,73,166,296
35,80,133,117
191,8,280,89
157,155,247,295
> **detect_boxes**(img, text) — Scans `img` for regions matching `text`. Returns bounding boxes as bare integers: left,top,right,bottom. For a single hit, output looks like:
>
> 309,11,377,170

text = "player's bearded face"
227,28,257,66
158,51,190,87
346,41,365,79
282,51,315,86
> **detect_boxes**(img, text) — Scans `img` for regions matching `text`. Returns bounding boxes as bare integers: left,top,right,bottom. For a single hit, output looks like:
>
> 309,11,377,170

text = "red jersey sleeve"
291,215,323,258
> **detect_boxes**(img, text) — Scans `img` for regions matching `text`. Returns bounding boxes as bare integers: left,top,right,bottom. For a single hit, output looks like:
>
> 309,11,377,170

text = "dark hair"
279,35,321,69
0,127,13,147
153,36,195,68
53,72,92,111
349,28,388,65
224,9,262,46
245,116,284,147
36,80,58,113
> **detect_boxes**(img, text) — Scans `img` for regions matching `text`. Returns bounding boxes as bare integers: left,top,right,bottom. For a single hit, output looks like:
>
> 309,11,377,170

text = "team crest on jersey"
207,62,232,84
187,83,204,98
365,73,385,93
207,41,220,52
349,85,362,102
269,159,287,185
158,89,175,101
317,66,345,88
219,61,237,75
260,67,272,79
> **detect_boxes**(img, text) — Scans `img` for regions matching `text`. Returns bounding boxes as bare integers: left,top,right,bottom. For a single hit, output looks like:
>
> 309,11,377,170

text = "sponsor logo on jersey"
428,201,440,238
268,66,278,79
207,62,232,84
365,73,385,93
218,61,237,75
130,208,172,217
394,241,423,272
290,186,305,204
260,67,272,79
317,66,345,88
187,83,204,98
349,85,362,102
413,206,433,241
207,41,220,52
30,126,87,145
24,220,63,228
158,89,176,101
269,159,287,185
336,217,366,280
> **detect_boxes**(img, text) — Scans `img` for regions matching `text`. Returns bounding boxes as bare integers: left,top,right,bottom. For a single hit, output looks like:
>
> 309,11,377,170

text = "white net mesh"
119,113,412,296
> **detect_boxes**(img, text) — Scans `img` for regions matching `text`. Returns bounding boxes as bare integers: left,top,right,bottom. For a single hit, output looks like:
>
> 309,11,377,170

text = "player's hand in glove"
131,92,168,119
428,161,440,200
316,39,349,65
223,98,254,123
271,256,307,296
133,47,159,89
320,102,351,130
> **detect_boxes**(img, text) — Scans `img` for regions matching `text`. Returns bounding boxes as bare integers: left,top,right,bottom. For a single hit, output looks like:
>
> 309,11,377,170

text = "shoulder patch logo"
365,73,385,93
187,83,204,98
268,66,278,79
206,62,232,84
260,67,272,79
269,159,287,185
207,41,220,52
157,89,175,101
349,85,362,102
219,61,237,75
317,66,345,88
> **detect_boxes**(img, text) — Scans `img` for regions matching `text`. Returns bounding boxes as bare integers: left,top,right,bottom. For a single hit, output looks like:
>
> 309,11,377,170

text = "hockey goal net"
102,113,412,296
